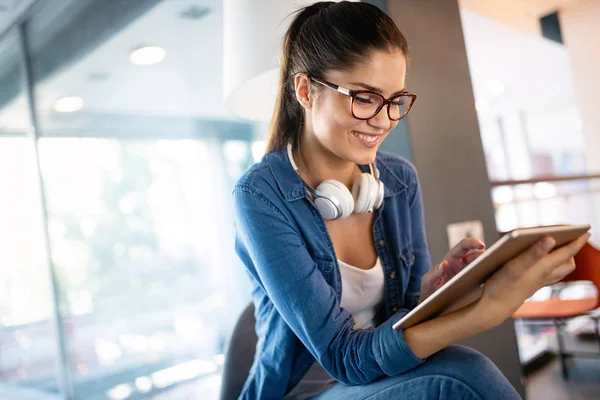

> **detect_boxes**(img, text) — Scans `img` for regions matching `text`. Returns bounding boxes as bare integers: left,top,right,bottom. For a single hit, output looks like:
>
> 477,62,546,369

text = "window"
0,0,260,398
0,31,63,397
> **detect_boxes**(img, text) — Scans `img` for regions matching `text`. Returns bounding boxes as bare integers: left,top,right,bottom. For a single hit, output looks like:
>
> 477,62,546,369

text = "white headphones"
287,143,384,220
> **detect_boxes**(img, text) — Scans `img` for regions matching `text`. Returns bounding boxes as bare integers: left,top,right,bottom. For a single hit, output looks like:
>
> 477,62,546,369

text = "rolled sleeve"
372,311,426,376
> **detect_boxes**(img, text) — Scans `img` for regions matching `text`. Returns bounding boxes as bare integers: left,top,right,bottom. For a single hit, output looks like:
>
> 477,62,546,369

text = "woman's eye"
355,95,373,104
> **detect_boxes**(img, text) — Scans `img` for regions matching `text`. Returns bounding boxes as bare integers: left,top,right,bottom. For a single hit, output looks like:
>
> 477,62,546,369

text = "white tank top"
284,258,385,399
338,257,385,329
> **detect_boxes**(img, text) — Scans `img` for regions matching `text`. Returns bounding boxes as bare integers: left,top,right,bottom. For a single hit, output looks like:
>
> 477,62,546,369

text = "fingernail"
542,238,555,251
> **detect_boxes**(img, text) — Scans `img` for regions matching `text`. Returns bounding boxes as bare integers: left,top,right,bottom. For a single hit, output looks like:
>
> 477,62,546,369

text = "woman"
232,2,589,399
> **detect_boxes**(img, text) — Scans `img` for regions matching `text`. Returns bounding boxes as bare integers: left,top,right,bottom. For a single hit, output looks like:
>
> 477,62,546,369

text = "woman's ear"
294,73,313,110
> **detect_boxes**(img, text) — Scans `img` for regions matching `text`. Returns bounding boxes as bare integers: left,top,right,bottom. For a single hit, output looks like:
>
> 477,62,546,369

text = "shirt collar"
265,147,408,202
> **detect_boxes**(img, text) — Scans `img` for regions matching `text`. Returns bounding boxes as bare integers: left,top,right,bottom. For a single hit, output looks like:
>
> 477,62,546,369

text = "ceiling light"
54,96,84,113
129,46,166,66
88,72,110,82
181,6,211,20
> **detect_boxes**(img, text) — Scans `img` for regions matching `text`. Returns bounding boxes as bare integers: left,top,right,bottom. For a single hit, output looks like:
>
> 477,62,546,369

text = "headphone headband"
286,143,380,186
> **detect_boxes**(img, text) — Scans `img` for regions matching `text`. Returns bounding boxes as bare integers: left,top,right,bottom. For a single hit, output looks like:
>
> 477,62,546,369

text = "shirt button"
389,271,396,279
411,254,415,262
392,306,398,313
378,240,385,247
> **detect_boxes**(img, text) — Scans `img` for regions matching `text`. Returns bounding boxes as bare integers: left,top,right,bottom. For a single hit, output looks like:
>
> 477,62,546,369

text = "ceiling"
461,0,582,16
459,0,585,34
33,0,226,119
0,0,227,133
0,0,37,37
0,0,583,133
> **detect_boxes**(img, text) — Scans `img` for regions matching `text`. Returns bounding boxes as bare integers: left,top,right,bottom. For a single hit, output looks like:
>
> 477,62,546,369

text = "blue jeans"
311,345,522,400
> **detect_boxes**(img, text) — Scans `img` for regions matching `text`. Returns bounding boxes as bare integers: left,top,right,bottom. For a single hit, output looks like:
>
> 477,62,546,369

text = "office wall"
383,0,526,397
560,0,600,249
560,0,600,174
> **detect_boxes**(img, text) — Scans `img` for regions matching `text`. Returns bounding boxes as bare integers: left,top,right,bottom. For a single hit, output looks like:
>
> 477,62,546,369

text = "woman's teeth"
356,133,378,142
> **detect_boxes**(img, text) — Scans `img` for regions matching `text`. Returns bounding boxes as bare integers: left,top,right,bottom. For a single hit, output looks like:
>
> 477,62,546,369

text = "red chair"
513,242,600,378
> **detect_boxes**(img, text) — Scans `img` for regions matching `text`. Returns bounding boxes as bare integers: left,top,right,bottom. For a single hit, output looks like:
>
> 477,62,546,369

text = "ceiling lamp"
129,46,166,66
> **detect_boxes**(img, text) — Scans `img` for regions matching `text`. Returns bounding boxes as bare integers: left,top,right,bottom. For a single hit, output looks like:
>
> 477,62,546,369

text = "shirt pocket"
313,253,335,282
398,241,415,270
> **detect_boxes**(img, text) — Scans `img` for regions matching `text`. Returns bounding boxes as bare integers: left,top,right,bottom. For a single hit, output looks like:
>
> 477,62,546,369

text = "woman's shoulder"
234,157,272,191
233,149,293,203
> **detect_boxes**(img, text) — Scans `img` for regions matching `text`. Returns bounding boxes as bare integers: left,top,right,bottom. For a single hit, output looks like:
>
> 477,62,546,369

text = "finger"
435,260,447,274
545,257,576,286
432,261,448,279
446,238,486,259
437,261,453,286
538,233,589,282
547,232,591,264
424,261,446,285
508,235,555,273
462,249,485,265
523,233,589,285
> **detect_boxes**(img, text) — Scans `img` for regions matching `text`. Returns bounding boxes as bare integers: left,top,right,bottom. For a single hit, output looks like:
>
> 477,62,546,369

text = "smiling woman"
229,2,590,400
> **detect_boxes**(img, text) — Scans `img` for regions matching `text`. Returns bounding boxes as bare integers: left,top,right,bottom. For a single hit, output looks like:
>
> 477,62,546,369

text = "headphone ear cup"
315,180,354,220
374,180,384,209
352,173,377,214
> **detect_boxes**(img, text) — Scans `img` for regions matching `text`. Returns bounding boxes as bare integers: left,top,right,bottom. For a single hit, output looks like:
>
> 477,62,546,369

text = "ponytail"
266,2,334,153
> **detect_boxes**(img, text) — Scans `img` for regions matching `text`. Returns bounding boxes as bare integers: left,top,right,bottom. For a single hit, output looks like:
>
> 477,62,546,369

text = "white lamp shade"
223,0,324,121
224,68,281,122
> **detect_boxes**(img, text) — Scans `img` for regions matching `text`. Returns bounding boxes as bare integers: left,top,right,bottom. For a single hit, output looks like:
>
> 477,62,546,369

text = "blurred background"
0,0,598,399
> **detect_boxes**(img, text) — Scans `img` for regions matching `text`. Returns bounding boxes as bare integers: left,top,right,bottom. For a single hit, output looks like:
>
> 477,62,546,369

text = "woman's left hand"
418,238,486,304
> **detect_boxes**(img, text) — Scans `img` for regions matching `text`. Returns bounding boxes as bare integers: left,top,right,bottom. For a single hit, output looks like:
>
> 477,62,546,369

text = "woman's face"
303,49,408,165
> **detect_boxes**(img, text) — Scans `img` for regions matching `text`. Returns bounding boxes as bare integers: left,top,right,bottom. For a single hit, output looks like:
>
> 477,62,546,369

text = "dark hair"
266,1,409,153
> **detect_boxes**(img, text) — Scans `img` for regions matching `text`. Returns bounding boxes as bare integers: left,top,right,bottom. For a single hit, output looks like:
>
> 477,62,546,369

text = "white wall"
560,0,600,174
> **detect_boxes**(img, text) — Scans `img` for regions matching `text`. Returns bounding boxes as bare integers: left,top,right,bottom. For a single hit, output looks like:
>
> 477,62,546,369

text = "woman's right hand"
476,232,591,328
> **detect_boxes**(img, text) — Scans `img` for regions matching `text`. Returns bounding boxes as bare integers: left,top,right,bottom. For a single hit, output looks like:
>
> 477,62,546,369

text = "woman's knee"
431,345,501,377
420,345,521,400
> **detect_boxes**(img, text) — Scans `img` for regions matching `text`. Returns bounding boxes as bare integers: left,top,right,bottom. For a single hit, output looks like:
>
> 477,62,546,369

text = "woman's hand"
419,238,486,304
477,232,591,328
404,233,590,360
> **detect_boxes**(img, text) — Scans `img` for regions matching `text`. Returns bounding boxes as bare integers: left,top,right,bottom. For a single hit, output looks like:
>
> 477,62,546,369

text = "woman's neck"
294,135,360,189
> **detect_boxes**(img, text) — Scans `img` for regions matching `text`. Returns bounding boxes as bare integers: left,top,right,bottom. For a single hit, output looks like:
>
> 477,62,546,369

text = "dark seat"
219,303,257,400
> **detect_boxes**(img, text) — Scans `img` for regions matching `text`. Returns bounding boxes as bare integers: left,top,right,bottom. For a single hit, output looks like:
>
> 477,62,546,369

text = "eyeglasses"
309,76,416,121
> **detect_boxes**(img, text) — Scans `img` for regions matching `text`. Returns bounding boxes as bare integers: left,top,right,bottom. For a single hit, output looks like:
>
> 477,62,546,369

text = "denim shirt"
232,146,432,399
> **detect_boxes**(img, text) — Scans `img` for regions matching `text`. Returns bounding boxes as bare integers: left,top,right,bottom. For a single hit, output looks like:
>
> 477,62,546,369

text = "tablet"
392,224,591,330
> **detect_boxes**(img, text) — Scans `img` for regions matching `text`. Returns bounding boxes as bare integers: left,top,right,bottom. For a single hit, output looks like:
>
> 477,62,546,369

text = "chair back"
219,303,257,400
565,241,600,308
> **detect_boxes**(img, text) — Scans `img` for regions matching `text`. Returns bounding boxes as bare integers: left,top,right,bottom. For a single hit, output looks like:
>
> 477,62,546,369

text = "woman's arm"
404,296,494,359
397,161,587,359
233,185,425,385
